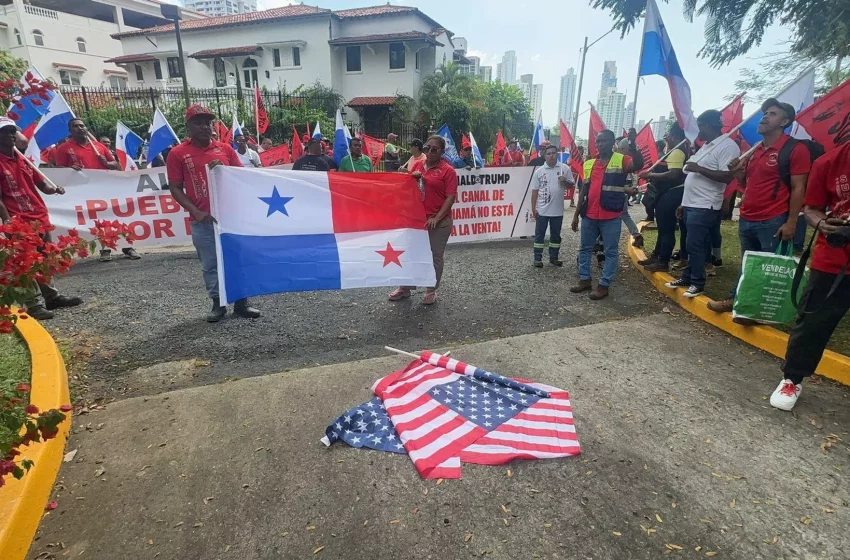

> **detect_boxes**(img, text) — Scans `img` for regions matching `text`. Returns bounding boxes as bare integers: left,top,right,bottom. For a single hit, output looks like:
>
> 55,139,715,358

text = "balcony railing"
25,4,59,19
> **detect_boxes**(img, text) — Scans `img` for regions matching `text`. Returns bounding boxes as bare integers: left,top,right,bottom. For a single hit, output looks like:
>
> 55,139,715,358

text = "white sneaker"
683,285,704,298
770,380,802,411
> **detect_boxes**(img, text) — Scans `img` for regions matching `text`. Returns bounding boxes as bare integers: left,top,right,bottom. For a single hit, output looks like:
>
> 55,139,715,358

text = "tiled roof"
347,96,398,107
53,63,87,71
189,45,261,59
112,4,330,38
329,31,441,46
104,53,157,64
333,5,417,18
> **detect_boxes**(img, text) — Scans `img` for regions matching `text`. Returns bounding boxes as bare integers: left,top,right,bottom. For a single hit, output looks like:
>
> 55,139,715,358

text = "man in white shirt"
531,144,575,267
666,110,740,297
234,133,261,168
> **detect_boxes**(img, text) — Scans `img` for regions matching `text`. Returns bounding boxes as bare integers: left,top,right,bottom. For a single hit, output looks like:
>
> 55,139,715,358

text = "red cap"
302,134,310,142
185,104,215,121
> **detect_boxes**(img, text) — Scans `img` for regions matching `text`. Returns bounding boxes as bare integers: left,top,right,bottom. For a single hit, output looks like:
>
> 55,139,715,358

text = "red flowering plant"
1,70,57,128
89,219,135,251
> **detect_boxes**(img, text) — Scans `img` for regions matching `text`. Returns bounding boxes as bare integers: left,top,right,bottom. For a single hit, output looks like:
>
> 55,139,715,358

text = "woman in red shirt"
388,135,457,305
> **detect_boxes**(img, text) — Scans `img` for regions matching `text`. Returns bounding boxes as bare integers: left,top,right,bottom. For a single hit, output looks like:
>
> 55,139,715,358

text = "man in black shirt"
292,138,331,171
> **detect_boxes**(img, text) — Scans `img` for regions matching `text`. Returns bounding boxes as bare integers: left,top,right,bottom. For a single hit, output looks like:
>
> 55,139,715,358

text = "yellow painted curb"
629,223,850,386
0,310,71,560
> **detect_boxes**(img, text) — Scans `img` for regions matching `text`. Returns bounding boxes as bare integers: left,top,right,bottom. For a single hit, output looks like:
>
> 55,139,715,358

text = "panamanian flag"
210,167,437,304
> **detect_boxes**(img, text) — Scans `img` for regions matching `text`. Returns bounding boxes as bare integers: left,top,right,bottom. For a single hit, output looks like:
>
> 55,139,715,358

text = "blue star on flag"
259,186,293,217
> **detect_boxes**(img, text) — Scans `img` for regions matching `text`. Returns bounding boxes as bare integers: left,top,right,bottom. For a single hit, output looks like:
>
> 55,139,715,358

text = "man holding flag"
338,137,373,172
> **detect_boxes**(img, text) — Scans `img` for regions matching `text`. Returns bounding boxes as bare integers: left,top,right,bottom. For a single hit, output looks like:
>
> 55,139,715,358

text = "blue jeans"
534,215,563,261
191,220,219,301
621,199,640,237
729,213,790,299
578,217,622,287
680,207,721,289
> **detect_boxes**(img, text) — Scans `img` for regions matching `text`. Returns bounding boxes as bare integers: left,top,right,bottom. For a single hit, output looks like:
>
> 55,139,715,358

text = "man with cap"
452,140,482,170
0,117,83,320
502,140,525,166
167,105,260,322
383,133,401,172
527,141,550,167
707,98,811,321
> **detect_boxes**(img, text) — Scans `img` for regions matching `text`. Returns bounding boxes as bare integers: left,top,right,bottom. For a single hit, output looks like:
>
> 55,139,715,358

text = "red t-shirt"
0,151,50,227
166,139,242,214
740,135,811,221
410,159,458,217
54,139,115,170
586,155,634,221
804,143,850,274
502,150,524,166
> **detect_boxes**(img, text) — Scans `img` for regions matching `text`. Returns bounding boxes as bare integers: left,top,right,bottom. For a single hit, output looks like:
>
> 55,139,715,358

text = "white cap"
0,117,20,131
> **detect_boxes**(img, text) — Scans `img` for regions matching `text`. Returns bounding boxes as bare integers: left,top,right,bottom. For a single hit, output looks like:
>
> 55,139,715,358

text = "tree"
732,49,850,102
590,0,849,68
0,51,28,83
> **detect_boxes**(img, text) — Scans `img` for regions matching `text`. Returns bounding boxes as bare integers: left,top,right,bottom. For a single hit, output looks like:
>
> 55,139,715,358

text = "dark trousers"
679,208,718,264
534,215,563,261
25,231,61,310
782,270,850,383
654,187,684,263
680,207,721,289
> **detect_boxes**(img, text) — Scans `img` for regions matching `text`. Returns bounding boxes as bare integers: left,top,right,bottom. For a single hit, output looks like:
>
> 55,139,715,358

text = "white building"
479,65,492,83
600,60,617,90
498,50,516,83
107,4,456,129
651,112,675,139
623,101,635,130
185,0,257,18
0,0,205,88
558,68,576,126
597,88,626,134
518,74,542,121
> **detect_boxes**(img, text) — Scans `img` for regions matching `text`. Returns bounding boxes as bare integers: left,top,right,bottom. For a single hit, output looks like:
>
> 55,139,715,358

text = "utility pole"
572,27,617,135
161,3,190,109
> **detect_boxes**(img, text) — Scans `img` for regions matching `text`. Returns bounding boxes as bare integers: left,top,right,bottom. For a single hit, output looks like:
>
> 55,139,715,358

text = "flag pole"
643,138,688,173
14,147,61,191
631,14,647,129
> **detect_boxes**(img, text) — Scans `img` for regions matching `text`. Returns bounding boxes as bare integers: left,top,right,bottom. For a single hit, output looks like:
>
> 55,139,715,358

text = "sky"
257,0,794,138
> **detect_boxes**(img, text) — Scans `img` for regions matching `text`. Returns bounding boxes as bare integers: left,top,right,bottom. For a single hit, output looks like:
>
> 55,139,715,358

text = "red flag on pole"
634,122,659,175
795,79,850,151
291,125,304,161
358,133,386,167
721,93,745,136
215,120,232,146
588,104,607,159
492,130,507,166
255,85,269,135
559,120,584,180
260,144,290,167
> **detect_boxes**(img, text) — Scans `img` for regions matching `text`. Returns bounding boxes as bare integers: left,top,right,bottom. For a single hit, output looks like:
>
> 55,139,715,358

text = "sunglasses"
423,146,442,153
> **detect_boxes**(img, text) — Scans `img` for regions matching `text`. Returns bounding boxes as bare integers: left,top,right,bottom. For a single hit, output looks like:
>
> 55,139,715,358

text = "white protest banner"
447,167,535,243
41,166,535,248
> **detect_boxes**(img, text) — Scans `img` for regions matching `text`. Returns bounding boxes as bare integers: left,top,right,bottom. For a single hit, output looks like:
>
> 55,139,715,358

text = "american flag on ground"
323,351,580,478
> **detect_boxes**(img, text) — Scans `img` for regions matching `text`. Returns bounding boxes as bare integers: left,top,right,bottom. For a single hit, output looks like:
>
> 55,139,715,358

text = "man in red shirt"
708,99,811,321
501,140,525,166
770,142,850,411
570,129,642,300
0,117,82,320
167,105,260,322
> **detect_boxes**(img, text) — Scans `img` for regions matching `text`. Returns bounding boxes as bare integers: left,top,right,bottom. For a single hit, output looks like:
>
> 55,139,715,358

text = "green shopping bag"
732,243,807,325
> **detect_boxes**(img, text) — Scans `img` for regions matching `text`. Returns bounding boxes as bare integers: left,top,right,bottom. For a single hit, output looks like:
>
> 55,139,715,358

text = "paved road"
45,212,660,401
30,315,850,560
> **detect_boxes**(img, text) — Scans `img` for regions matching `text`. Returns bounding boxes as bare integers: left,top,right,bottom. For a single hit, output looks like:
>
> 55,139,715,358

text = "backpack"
777,138,825,193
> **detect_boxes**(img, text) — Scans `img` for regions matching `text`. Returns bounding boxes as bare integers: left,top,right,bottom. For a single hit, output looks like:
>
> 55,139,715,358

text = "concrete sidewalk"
31,315,850,559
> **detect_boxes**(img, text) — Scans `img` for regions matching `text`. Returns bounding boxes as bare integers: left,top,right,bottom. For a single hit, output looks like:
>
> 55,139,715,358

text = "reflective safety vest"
583,152,628,213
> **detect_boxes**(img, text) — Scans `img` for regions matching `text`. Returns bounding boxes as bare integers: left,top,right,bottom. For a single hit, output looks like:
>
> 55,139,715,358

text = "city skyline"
558,69,577,127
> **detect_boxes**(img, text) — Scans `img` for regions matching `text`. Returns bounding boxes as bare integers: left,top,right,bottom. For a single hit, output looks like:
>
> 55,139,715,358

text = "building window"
273,47,301,69
32,29,44,47
273,48,280,68
415,51,420,71
166,57,182,78
389,42,405,70
76,37,86,53
154,60,163,80
346,46,361,72
214,57,226,87
293,47,301,67
109,76,127,89
14,29,21,46
135,64,144,81
59,70,81,86
242,57,258,86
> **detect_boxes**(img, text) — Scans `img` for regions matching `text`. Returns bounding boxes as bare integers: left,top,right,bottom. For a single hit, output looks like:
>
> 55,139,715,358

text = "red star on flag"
376,242,404,268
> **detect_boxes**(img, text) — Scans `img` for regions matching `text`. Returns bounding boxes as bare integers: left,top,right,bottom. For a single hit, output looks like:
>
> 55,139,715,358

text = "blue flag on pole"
147,108,179,163
436,124,458,162
333,109,351,166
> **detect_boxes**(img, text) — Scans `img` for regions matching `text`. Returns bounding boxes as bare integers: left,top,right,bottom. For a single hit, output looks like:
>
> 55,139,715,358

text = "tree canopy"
0,51,28,84
590,0,850,67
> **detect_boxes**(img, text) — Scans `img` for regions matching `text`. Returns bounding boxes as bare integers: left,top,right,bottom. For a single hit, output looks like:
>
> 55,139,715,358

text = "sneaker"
638,255,660,266
533,260,543,268
643,261,670,273
707,299,734,313
665,279,689,289
570,279,593,293
632,234,644,248
388,288,411,301
206,298,226,323
99,249,112,262
233,298,261,319
549,258,563,267
683,285,704,298
770,379,802,411
422,290,437,305
670,259,689,271
705,263,717,277
45,295,83,310
26,305,54,321
122,247,141,260
671,250,681,260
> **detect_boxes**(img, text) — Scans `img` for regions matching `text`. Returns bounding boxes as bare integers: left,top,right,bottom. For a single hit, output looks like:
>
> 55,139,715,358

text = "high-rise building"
518,74,543,120
623,102,635,130
637,119,647,130
558,68,577,127
597,89,627,135
496,62,503,81
185,0,257,17
480,66,493,83
498,50,517,83
600,60,617,91
651,112,676,139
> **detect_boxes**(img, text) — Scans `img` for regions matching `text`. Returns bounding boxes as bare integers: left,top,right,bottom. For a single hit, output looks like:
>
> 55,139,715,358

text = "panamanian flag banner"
209,167,436,304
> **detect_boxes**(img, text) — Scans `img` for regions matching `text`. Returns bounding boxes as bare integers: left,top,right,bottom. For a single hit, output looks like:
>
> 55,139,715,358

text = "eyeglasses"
423,146,442,153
